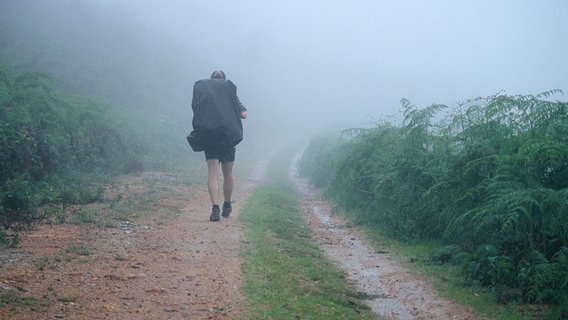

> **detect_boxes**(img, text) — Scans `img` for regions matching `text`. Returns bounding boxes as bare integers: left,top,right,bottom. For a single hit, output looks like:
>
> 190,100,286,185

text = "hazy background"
2,0,567,152
110,0,568,127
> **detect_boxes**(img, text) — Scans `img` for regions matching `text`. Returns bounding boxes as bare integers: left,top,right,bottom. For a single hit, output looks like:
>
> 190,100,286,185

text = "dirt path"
2,150,481,320
0,172,260,320
289,152,483,320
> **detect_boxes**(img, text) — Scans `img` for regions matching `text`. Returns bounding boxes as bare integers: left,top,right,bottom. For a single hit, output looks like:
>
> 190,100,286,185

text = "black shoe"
210,205,220,222
222,201,232,218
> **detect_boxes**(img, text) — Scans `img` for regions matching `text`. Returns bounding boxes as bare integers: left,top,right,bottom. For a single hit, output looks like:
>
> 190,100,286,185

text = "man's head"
211,70,226,79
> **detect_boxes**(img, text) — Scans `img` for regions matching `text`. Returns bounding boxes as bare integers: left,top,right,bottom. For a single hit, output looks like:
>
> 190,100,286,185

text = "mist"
122,0,568,129
2,0,567,151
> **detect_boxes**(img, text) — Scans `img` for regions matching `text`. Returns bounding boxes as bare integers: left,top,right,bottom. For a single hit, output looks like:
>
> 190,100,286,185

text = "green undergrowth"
355,220,547,320
239,146,378,319
300,92,568,319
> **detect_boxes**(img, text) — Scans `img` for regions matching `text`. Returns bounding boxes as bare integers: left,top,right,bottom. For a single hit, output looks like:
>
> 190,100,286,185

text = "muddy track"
289,152,483,320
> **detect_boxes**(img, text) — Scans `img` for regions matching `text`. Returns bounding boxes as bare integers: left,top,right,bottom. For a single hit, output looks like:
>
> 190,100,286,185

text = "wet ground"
289,151,482,320
0,150,482,319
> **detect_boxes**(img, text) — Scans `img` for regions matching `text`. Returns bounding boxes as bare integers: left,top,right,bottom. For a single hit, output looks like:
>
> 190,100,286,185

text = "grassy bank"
238,146,378,319
358,226,547,320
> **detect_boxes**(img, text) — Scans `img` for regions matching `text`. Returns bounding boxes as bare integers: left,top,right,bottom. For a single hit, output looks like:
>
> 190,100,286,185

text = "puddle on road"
311,205,332,226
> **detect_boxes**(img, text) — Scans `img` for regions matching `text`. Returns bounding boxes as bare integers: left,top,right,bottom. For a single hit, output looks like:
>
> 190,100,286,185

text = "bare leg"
221,161,234,203
206,159,219,205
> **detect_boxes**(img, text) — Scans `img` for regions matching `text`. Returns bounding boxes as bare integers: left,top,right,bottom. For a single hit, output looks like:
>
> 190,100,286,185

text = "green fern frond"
463,154,497,178
535,89,564,99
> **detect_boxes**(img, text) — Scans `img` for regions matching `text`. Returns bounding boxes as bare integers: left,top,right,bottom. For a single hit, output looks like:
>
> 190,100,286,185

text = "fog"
117,1,568,123
2,0,568,147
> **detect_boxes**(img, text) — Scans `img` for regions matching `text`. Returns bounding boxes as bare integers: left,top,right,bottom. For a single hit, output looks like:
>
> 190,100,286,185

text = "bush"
298,134,341,188
300,91,568,311
0,68,143,232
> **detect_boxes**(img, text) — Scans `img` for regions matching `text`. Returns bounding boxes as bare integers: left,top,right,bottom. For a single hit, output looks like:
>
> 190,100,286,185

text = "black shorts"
204,146,236,164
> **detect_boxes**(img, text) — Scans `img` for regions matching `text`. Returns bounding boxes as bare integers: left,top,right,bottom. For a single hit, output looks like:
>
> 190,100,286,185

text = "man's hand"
241,111,248,119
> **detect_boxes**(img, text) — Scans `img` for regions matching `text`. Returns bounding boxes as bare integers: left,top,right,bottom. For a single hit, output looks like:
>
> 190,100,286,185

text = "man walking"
188,70,248,221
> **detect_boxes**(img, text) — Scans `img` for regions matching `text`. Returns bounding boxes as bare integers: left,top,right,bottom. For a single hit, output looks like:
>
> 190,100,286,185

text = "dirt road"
1,154,480,319
288,152,482,320
294,185,482,319
0,174,254,320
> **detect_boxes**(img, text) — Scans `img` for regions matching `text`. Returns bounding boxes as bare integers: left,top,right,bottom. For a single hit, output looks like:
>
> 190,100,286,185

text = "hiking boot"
222,201,232,218
210,205,220,222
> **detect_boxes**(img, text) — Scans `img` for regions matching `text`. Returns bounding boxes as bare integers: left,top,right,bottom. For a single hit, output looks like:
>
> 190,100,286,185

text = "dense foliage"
0,1,197,172
0,68,145,241
0,3,206,247
300,91,568,313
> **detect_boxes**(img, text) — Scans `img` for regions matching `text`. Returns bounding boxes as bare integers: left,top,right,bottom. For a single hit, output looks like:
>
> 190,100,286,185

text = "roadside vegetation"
299,91,568,319
1,3,201,247
239,147,378,319
0,68,199,246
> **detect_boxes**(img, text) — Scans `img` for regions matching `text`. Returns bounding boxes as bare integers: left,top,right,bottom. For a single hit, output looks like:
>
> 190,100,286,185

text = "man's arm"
235,95,248,119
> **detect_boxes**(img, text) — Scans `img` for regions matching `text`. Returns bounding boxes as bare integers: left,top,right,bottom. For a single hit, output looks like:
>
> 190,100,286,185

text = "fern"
300,92,568,309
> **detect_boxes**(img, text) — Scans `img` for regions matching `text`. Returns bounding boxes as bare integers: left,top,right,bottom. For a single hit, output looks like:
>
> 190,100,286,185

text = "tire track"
289,150,482,320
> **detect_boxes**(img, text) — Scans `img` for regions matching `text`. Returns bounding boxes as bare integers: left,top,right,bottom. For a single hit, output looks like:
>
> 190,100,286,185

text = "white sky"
98,0,568,129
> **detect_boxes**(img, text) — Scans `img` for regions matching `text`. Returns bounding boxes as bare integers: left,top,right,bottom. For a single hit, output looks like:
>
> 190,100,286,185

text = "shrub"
0,68,143,233
300,91,568,310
